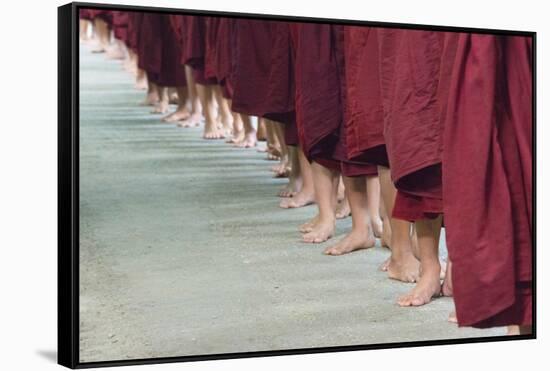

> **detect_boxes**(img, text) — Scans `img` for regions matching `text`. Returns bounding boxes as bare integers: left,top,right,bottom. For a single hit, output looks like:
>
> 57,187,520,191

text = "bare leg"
162,85,191,122
271,121,290,177
264,120,281,160
378,166,420,283
151,86,169,114
280,147,315,209
325,176,376,255
177,66,203,128
379,195,391,248
397,216,442,306
226,110,245,143
141,79,159,106
91,18,110,53
106,39,125,60
197,84,224,139
366,175,384,238
213,86,233,135
135,67,148,90
279,145,303,197
441,260,453,296
235,115,257,147
80,19,91,42
303,162,338,243
335,192,351,219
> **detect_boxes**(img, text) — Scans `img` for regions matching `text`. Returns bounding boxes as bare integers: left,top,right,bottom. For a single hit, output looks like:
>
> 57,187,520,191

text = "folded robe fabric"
137,13,162,79
377,29,459,220
342,26,387,167
443,34,533,328
112,11,129,44
289,23,344,170
127,11,143,52
180,16,217,85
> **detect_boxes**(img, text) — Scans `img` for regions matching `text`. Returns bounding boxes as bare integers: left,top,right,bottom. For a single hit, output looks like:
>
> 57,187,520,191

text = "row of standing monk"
79,9,533,334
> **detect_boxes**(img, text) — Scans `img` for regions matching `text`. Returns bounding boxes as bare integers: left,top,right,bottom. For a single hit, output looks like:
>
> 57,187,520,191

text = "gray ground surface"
78,45,504,363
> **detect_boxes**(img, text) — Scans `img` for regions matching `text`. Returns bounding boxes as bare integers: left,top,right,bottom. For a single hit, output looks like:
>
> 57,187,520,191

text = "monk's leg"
256,118,267,141
162,85,190,122
151,86,169,114
366,175,384,238
92,18,110,53
178,66,202,128
279,145,303,197
106,39,125,60
213,86,233,136
236,114,257,148
280,147,316,210
272,121,290,177
379,193,391,248
80,19,91,42
441,260,453,296
226,110,245,143
141,78,159,106
303,162,338,243
324,176,376,255
135,66,147,90
335,177,351,219
378,166,419,282
266,121,282,160
197,84,223,139
398,216,442,306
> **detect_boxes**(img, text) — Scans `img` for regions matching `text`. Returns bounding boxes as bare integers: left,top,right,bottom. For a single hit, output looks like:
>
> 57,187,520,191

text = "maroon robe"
290,23,342,170
342,26,386,168
157,15,186,87
213,18,235,98
87,9,113,24
79,9,92,20
204,17,221,82
180,16,217,85
290,23,374,176
112,11,129,44
377,29,458,220
443,34,533,328
127,11,143,52
137,13,162,80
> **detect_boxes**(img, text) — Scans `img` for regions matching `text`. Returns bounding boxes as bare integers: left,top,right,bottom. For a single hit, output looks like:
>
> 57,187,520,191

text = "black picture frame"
58,2,537,368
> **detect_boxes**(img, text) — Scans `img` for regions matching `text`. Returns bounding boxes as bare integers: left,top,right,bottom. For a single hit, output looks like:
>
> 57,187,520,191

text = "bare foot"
324,228,376,255
299,215,319,233
448,311,458,323
177,114,202,128
278,176,303,198
380,218,391,248
267,145,282,161
279,188,315,209
372,217,384,239
135,77,147,91
387,252,420,283
203,122,225,139
335,199,351,219
379,257,390,271
397,266,441,306
106,45,124,60
235,132,257,148
140,92,159,106
162,109,191,123
302,219,335,243
151,101,169,114
507,326,520,335
226,130,245,144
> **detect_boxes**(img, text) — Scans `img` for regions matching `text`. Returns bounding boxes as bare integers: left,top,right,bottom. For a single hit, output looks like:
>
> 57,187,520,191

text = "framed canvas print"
58,2,536,368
